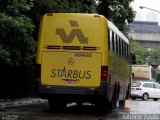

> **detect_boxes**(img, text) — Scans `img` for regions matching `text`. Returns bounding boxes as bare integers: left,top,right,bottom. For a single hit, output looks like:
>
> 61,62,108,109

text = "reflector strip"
63,46,81,50
44,45,61,49
83,47,99,50
43,45,100,50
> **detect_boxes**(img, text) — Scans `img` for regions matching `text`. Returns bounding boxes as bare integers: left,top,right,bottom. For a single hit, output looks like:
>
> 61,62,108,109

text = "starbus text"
50,67,91,79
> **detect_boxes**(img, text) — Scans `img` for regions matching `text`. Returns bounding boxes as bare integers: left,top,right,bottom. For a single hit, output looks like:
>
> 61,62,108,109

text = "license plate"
65,80,76,84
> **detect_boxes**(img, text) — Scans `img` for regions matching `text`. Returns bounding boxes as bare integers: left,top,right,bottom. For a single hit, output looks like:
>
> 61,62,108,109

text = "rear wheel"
48,98,55,111
48,97,66,112
95,97,108,111
142,93,149,100
76,102,82,106
108,85,119,110
119,100,125,109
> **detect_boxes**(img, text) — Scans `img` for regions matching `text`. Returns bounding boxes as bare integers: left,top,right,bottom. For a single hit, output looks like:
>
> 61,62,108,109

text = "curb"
0,98,47,109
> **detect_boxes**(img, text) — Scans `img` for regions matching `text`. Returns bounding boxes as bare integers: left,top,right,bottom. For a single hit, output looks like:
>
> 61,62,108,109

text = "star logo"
68,58,75,65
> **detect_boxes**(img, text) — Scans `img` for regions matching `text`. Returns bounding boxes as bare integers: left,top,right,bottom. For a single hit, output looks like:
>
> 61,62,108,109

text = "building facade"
128,21,160,48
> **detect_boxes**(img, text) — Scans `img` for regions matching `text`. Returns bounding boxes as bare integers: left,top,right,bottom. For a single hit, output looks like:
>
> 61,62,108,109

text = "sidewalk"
0,98,47,109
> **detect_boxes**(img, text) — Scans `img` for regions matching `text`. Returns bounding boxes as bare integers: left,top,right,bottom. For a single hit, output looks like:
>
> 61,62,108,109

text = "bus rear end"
36,13,109,110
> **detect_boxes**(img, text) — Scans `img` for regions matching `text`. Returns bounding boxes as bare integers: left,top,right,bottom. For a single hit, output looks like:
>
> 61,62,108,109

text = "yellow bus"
36,13,131,111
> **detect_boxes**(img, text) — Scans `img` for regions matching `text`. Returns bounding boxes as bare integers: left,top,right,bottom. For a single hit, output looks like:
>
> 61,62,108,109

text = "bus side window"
127,44,129,59
114,33,116,53
110,30,112,50
108,29,110,50
121,40,123,57
119,38,122,56
109,29,112,51
116,35,119,54
124,41,125,58
112,32,115,52
126,44,129,60
124,42,127,59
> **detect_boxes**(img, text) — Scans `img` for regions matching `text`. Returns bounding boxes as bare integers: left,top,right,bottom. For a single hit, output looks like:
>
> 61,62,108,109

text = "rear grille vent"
44,45,61,49
83,47,97,50
43,45,100,51
63,46,81,50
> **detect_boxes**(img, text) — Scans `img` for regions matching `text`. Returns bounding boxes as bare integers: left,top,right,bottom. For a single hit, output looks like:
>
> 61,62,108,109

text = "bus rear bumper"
36,82,109,99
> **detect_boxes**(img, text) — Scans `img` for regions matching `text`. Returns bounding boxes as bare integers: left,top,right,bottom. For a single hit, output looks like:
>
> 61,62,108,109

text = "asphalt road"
0,99,160,120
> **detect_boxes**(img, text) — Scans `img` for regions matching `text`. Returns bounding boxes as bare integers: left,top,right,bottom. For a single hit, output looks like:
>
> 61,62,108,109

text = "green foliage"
149,48,160,65
32,0,96,21
31,0,96,40
156,69,160,74
97,0,135,34
0,0,97,66
0,0,35,66
130,38,146,64
0,0,136,66
130,38,160,65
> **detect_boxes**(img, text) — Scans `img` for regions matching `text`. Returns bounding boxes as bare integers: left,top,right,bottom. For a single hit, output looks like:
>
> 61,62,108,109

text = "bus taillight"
47,13,53,16
101,66,108,81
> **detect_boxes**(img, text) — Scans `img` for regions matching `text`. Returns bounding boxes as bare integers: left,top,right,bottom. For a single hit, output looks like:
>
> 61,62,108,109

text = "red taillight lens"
101,66,108,81
47,13,53,16
136,88,142,90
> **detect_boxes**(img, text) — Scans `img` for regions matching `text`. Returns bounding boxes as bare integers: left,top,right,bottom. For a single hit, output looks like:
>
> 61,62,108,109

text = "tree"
130,37,160,65
130,38,146,64
97,0,135,34
31,0,96,40
149,48,160,65
0,0,35,66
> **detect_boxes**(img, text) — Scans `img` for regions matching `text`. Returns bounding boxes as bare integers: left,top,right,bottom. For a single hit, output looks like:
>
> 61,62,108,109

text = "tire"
48,97,66,112
119,100,125,109
108,85,119,110
95,97,108,111
48,98,55,111
76,102,82,106
153,98,158,101
142,93,149,100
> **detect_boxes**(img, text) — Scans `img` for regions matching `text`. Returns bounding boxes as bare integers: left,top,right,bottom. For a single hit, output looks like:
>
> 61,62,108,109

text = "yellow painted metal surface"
36,13,130,89
41,52,101,87
36,13,107,64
